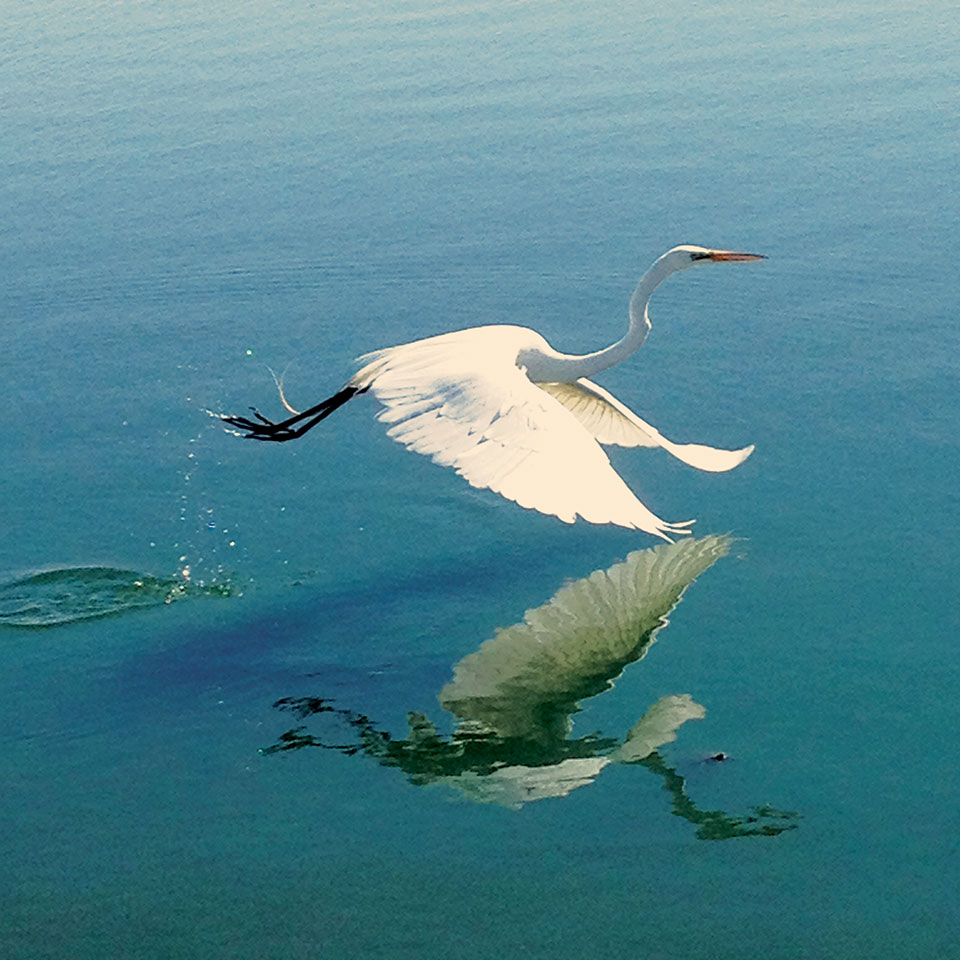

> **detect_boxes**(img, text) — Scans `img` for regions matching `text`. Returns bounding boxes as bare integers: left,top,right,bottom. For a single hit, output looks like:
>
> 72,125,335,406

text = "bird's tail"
350,349,393,391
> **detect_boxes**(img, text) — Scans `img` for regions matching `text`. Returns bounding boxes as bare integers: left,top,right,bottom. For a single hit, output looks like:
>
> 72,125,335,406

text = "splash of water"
0,566,234,628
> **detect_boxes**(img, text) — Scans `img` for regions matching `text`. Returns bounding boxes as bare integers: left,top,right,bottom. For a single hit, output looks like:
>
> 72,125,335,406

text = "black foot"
221,385,364,443
221,408,301,441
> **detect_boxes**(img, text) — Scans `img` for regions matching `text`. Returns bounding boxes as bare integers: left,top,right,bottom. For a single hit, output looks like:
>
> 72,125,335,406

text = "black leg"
222,385,364,442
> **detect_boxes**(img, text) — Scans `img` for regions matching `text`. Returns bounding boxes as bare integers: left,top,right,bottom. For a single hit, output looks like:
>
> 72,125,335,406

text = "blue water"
3,1,958,957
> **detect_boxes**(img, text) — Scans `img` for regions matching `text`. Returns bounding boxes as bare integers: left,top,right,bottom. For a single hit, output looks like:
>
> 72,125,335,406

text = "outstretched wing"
351,329,691,539
536,378,754,472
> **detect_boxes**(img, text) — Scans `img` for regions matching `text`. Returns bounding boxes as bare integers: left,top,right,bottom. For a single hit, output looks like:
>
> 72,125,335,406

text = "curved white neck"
521,257,677,382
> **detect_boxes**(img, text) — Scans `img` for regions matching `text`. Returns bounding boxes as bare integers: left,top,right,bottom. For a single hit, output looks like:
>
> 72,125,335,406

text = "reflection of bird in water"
263,537,797,837
224,246,763,540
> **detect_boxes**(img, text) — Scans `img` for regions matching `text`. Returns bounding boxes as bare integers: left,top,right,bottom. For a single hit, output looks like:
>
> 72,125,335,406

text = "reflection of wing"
434,694,707,808
613,695,706,763
439,535,731,740
537,378,754,472
434,757,612,810
353,328,691,539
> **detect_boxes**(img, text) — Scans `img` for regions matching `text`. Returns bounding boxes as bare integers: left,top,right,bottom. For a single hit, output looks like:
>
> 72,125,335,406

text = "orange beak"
708,250,766,262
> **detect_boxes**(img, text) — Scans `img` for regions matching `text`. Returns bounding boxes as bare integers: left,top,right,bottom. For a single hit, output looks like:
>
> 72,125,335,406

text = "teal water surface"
2,2,958,958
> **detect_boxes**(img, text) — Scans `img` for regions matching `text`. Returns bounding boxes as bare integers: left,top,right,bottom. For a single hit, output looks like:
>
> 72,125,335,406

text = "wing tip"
699,441,755,472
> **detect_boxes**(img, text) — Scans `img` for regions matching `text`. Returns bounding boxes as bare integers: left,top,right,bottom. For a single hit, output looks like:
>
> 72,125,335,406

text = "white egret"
223,245,764,539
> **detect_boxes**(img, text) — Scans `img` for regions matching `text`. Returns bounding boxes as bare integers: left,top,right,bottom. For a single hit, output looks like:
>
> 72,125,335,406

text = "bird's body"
224,245,763,540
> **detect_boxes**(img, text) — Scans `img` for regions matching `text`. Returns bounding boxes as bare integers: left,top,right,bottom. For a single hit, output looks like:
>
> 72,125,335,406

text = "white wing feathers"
351,329,693,539
537,379,754,472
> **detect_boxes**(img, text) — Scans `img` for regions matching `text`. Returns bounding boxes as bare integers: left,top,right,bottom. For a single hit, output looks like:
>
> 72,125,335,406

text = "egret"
223,245,764,540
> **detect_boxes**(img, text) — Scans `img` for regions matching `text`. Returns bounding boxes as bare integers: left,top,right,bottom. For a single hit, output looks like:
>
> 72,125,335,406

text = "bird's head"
660,244,766,274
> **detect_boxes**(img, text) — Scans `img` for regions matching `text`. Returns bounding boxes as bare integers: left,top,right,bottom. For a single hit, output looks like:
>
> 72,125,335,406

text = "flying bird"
223,245,763,540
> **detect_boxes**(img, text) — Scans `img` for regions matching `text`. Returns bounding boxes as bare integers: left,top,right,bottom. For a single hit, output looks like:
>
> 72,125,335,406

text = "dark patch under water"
0,566,233,628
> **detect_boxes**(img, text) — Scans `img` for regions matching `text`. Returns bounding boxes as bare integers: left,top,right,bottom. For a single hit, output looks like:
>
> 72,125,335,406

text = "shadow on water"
263,535,798,837
0,566,234,628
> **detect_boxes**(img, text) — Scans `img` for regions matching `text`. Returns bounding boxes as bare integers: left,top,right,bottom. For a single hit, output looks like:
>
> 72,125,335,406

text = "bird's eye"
690,251,712,261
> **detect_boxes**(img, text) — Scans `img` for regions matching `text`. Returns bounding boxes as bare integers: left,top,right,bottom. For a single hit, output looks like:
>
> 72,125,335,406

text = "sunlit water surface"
2,2,958,958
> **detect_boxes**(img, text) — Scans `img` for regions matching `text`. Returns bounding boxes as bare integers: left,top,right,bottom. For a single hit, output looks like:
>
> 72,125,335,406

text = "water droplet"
207,522,216,529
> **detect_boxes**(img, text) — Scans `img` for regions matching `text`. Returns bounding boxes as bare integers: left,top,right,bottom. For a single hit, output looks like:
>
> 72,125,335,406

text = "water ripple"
0,566,233,628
